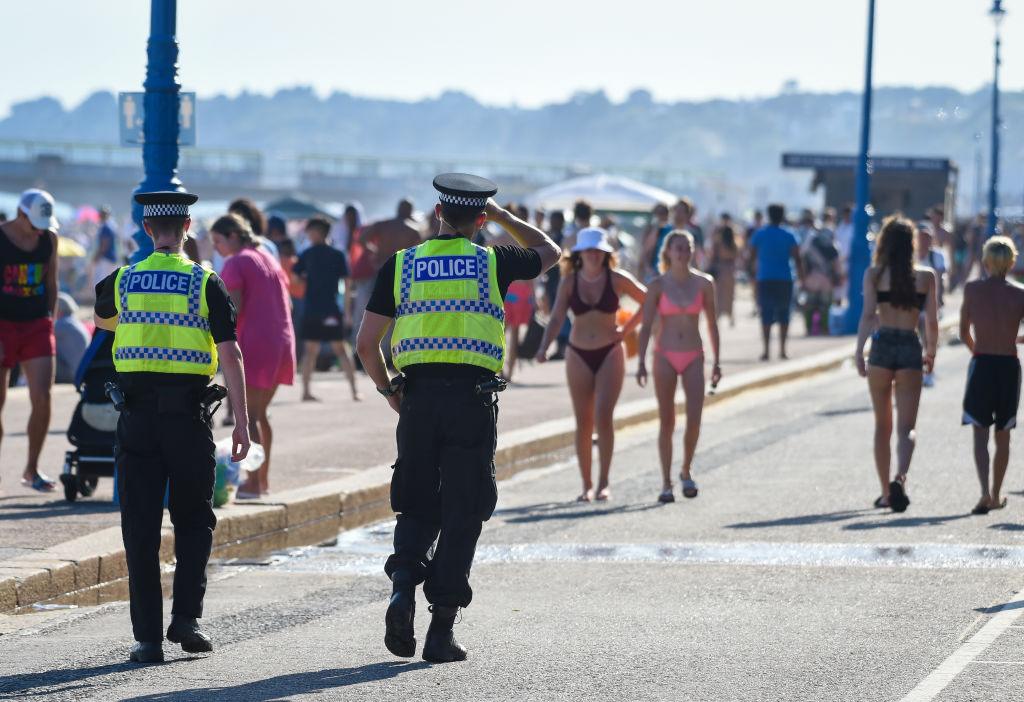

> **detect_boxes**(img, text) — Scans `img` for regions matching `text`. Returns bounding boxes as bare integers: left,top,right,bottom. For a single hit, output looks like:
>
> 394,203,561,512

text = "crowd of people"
1,184,1022,517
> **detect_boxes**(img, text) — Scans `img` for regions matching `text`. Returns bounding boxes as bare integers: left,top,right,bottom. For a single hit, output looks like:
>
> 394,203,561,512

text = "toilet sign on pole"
118,91,196,146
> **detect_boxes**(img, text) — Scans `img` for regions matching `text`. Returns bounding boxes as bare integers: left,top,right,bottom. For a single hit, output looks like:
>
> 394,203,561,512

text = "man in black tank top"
0,189,60,492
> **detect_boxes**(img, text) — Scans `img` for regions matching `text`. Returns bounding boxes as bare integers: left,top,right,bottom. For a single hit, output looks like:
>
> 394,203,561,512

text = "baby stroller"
59,330,118,502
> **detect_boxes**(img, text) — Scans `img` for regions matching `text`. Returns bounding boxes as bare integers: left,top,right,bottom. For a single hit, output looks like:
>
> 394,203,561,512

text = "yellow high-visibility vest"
391,237,505,372
112,252,218,376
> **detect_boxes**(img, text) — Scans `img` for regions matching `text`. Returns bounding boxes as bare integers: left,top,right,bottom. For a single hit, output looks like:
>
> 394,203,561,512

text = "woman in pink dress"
211,214,295,499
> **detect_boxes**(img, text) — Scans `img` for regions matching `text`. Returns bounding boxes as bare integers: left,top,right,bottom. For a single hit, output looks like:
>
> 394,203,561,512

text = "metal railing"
0,139,262,174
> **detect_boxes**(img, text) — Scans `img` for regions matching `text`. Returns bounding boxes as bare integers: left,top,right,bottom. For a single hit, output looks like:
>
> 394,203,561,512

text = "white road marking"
900,588,1024,701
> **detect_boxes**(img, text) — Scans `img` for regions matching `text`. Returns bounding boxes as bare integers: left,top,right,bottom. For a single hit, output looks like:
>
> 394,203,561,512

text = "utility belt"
401,373,507,398
105,381,227,423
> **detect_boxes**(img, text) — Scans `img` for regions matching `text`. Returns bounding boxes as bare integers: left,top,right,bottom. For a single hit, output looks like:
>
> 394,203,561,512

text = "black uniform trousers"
384,375,499,608
115,388,217,643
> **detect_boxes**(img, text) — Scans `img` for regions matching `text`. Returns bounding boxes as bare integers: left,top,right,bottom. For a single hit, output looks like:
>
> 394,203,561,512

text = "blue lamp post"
842,0,876,334
129,0,184,264
987,0,1006,238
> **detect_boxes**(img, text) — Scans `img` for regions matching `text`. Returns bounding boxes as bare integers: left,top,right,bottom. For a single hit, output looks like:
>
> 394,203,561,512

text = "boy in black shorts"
295,216,360,402
960,236,1024,514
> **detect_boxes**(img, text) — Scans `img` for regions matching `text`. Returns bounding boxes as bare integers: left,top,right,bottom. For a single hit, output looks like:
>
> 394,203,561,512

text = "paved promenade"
0,292,857,557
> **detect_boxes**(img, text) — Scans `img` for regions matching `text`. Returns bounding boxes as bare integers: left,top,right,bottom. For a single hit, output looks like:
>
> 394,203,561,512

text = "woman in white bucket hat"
537,227,646,501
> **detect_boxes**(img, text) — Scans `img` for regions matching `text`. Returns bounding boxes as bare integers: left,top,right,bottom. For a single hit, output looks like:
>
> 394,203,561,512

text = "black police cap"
134,191,199,218
433,173,498,208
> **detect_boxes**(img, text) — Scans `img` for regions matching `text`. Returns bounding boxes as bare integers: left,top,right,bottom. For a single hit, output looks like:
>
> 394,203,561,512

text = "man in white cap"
0,189,60,492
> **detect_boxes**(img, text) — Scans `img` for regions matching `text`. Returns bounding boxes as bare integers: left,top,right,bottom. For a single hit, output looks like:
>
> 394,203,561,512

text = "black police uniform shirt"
94,266,238,391
365,236,542,378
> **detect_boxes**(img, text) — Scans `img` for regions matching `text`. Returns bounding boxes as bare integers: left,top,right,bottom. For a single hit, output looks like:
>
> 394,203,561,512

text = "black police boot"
128,641,164,663
422,605,467,663
166,615,214,653
384,574,416,658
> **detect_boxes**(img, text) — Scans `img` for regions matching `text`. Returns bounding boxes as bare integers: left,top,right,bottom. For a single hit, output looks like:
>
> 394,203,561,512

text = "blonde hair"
983,236,1018,277
659,229,695,273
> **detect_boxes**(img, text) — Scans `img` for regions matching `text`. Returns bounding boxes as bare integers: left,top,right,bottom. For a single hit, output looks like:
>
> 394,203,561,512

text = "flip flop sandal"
888,480,910,513
873,496,889,508
681,478,699,499
658,489,675,504
235,490,262,500
993,497,1009,510
971,502,991,515
21,475,56,492
576,492,593,503
595,487,611,502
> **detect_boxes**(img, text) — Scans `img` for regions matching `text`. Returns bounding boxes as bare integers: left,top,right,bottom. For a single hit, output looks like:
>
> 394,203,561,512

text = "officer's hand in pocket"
387,392,402,414
231,425,251,462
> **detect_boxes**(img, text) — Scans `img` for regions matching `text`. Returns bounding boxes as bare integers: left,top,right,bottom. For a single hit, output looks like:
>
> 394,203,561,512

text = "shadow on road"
0,501,118,521
5,428,66,438
975,599,1024,615
725,509,874,530
119,661,431,701
842,513,972,530
499,502,662,524
0,659,194,699
989,522,1024,532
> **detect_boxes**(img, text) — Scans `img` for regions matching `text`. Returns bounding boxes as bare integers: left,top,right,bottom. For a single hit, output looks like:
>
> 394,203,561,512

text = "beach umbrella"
57,236,87,257
524,174,677,212
264,195,335,221
75,205,101,224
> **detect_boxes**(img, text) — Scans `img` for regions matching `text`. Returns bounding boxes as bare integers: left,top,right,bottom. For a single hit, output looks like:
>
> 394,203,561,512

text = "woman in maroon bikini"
537,228,646,501
637,230,721,503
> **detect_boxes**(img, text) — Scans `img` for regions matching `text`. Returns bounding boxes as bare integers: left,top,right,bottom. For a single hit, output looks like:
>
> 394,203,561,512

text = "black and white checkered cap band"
143,203,190,217
438,192,487,207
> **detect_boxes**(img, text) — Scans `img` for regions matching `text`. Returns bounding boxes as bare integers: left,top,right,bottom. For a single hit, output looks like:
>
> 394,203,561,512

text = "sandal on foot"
873,496,889,509
971,501,991,515
21,475,56,492
576,490,593,503
595,487,611,502
681,478,699,499
888,480,910,513
658,489,675,504
993,497,1008,510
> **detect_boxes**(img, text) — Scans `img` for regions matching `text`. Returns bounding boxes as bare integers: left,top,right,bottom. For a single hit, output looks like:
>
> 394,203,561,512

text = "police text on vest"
125,271,192,295
414,256,478,282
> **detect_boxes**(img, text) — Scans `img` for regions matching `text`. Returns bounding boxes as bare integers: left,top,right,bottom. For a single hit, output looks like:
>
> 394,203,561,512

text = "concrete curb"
0,323,957,613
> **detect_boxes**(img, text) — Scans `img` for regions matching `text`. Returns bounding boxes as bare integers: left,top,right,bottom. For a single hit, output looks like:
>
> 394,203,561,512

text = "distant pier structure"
782,152,958,221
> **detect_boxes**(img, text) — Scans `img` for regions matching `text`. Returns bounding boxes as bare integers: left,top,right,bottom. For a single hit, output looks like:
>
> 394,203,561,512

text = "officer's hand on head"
231,425,251,462
483,199,502,220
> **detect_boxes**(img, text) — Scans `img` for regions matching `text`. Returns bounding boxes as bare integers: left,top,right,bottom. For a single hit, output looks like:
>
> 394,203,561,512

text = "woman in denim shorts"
854,216,939,512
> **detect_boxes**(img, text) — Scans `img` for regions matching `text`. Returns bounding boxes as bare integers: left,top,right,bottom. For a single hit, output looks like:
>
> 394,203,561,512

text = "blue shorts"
757,280,794,326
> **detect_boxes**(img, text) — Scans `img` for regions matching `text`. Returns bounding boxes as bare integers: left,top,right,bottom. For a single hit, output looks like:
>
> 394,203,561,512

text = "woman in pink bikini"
637,230,721,503
537,228,647,501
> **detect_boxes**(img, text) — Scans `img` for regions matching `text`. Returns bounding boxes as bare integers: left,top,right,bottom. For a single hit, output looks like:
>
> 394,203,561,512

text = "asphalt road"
2,342,1022,702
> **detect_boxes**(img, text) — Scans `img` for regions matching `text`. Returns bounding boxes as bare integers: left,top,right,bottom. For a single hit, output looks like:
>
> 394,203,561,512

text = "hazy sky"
3,0,1020,115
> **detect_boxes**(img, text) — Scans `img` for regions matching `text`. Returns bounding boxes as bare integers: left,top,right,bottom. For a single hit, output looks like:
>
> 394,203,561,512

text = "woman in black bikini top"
854,215,939,514
536,227,646,502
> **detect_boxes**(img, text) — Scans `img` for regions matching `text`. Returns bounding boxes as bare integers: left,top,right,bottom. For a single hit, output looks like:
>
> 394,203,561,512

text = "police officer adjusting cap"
433,173,497,211
134,191,199,219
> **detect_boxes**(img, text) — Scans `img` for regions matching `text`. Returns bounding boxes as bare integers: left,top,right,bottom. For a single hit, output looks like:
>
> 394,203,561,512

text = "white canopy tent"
524,174,677,213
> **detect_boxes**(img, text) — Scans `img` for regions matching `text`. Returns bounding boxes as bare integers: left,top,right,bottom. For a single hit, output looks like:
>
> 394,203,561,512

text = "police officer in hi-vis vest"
356,174,561,662
94,191,250,663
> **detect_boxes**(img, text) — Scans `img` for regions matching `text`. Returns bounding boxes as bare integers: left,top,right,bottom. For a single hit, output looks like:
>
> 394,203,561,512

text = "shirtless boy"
960,236,1024,514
